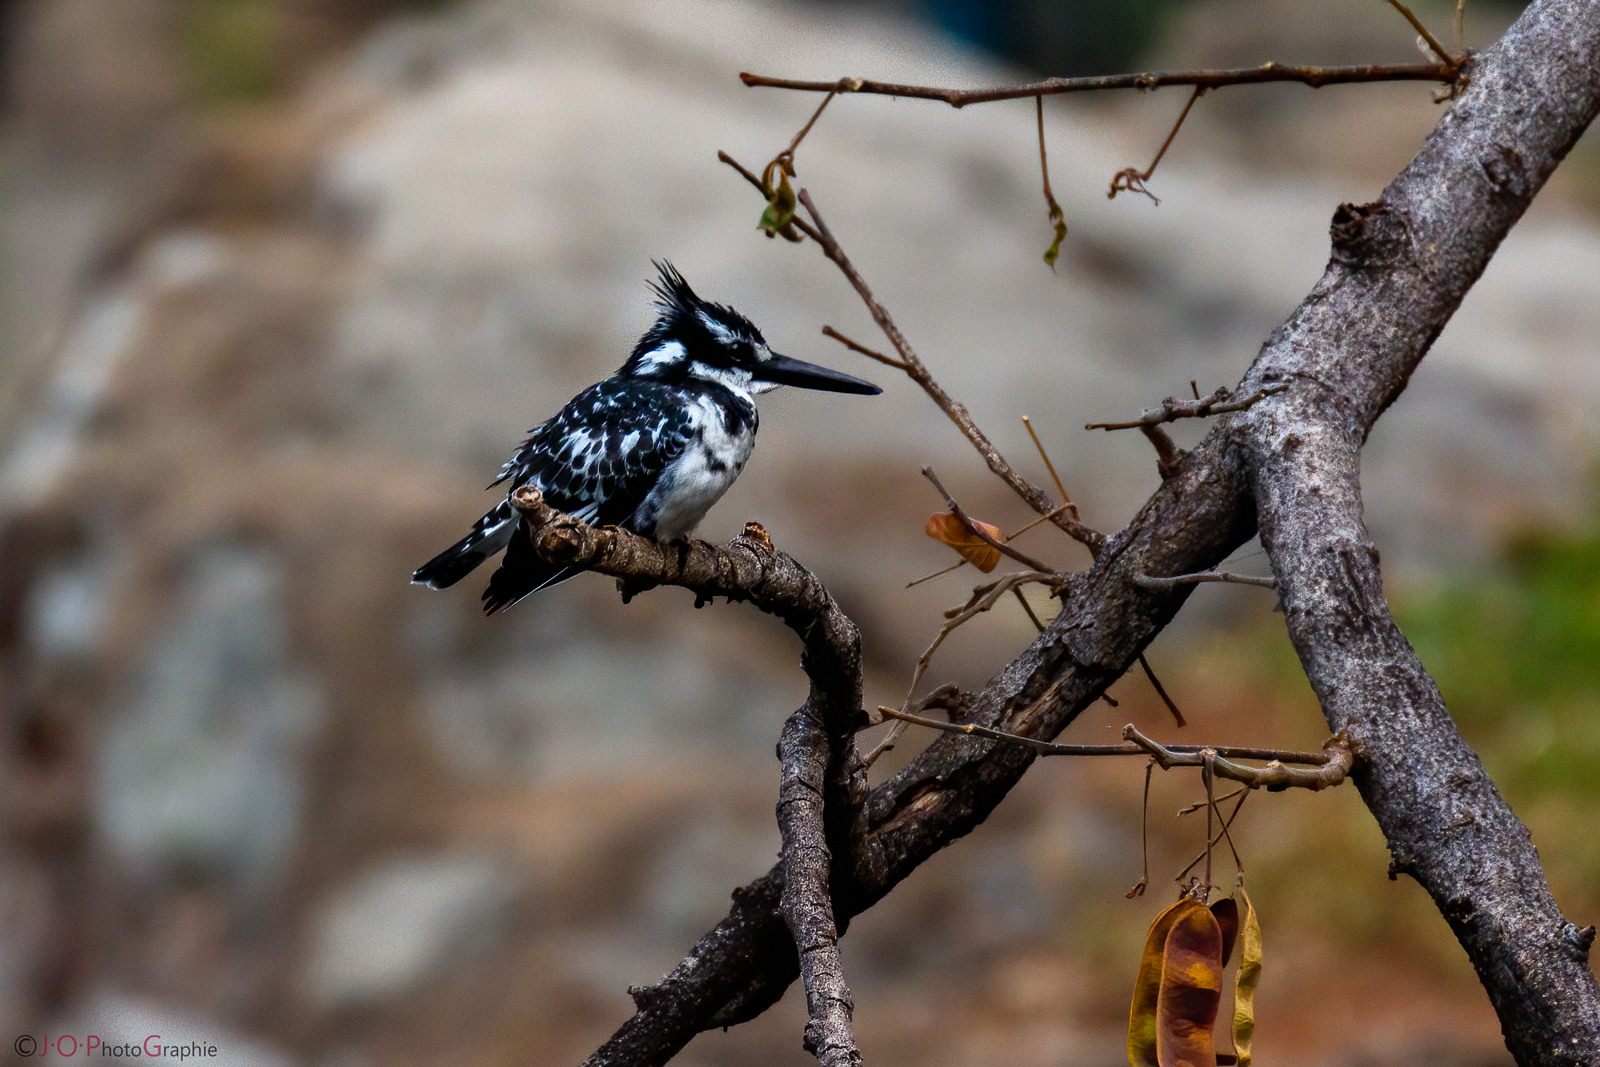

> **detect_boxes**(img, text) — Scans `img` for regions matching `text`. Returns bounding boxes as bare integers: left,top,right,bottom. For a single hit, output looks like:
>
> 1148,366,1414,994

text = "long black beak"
755,353,881,394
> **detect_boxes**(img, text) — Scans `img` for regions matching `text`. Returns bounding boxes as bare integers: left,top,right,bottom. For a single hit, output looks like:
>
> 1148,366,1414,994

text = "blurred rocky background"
0,0,1594,1064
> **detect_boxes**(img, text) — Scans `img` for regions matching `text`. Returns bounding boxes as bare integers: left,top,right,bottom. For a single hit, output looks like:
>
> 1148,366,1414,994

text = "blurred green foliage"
1396,518,1600,801
182,0,280,104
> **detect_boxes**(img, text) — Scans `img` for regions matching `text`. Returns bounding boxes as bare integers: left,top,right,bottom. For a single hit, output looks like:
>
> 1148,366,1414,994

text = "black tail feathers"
412,536,490,590
480,524,578,614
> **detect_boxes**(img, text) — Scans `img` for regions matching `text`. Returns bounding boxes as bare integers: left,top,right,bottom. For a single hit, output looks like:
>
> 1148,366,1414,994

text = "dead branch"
1133,570,1278,592
1385,0,1465,70
1137,651,1187,728
1109,85,1205,202
586,4,1600,1064
1086,384,1287,430
1122,725,1352,791
508,488,875,1065
739,61,1461,108
879,705,1342,769
723,144,1107,558
1036,96,1068,266
821,325,906,369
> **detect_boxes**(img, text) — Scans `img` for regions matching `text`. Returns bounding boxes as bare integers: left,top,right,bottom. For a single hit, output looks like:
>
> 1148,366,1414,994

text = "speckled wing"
481,379,696,612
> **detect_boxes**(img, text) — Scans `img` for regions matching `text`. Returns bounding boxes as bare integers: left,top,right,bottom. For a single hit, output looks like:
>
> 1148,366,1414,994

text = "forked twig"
720,148,1105,556
1086,384,1288,431
1386,0,1464,70
1175,787,1250,883
1139,652,1186,728
864,571,1061,765
885,705,1355,789
1109,86,1205,203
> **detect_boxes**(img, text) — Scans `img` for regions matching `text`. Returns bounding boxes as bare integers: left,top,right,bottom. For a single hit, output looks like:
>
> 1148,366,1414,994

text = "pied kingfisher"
413,263,882,613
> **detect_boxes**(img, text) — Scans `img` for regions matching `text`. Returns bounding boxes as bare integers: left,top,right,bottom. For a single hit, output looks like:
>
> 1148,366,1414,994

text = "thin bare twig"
1109,86,1205,203
1086,383,1288,431
1021,415,1079,520
1037,96,1068,267
1386,0,1464,70
864,571,1060,765
740,62,1460,106
1133,570,1278,592
1139,652,1186,728
1012,586,1047,631
877,706,1342,767
1128,760,1154,898
822,325,908,369
923,466,1060,575
721,152,1106,555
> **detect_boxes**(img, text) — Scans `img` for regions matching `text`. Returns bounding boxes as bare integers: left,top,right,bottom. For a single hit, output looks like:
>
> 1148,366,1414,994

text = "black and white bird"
412,263,881,613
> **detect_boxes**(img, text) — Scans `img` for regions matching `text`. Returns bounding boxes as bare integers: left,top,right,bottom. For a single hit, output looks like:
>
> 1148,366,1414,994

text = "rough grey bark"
507,488,872,1063
1228,2,1600,1056
582,0,1600,1063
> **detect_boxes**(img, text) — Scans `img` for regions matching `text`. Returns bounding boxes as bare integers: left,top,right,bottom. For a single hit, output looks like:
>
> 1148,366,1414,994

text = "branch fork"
509,487,873,1064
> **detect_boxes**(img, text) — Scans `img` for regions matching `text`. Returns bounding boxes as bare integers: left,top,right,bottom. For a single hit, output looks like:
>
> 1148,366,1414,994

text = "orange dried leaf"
1128,898,1202,1067
925,512,1005,573
1156,902,1224,1067
1230,888,1261,1067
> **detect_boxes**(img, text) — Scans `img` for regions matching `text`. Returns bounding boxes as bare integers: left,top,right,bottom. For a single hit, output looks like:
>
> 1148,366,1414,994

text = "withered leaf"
1156,901,1224,1067
1127,897,1202,1067
1211,897,1239,969
758,169,800,241
1230,888,1261,1067
925,512,1005,573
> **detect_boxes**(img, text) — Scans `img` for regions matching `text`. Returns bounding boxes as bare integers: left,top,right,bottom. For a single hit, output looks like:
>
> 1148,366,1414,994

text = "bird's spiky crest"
626,261,766,373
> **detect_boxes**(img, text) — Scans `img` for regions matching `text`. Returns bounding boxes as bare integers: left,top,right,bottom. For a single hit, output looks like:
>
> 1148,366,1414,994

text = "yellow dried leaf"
924,512,1005,573
1127,898,1202,1067
1230,888,1261,1067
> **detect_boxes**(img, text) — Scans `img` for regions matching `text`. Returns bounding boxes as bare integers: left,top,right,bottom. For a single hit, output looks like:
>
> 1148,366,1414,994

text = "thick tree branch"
1228,1,1600,1059
586,1,1600,1063
507,488,875,1065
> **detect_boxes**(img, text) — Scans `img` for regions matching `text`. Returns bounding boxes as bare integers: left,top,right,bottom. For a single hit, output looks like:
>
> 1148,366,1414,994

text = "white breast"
637,393,755,541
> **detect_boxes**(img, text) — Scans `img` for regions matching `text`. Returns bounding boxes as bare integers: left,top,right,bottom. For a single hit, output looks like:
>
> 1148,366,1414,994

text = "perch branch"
508,488,875,1065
